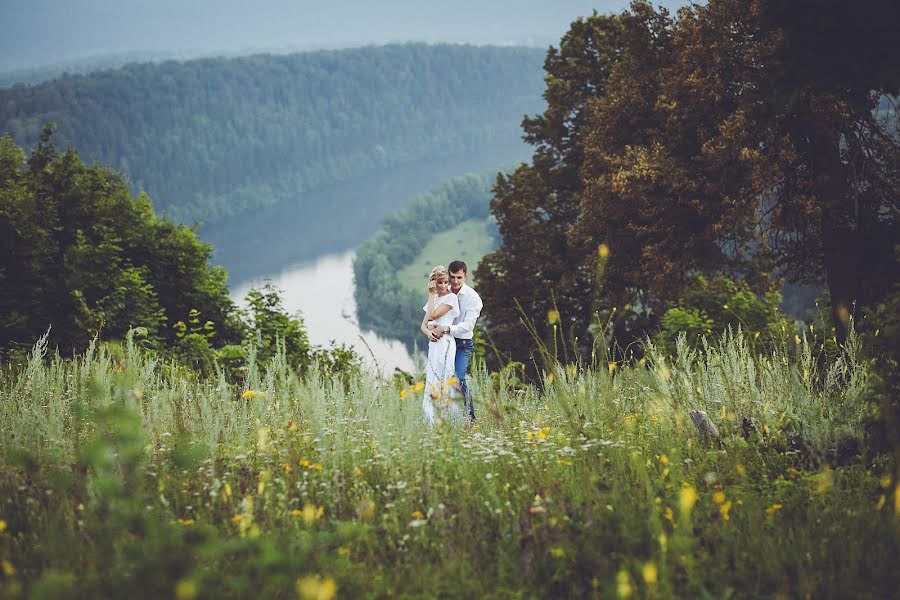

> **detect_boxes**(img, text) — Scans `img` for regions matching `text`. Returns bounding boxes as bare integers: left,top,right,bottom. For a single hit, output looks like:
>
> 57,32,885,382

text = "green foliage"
0,129,241,357
655,275,796,355
0,45,545,224
241,283,312,375
0,324,896,598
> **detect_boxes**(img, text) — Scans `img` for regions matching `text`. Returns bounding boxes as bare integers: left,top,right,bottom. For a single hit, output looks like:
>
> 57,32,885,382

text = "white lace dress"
422,292,460,426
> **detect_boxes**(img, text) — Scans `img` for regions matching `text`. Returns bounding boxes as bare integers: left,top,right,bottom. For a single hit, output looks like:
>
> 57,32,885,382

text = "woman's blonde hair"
429,265,449,281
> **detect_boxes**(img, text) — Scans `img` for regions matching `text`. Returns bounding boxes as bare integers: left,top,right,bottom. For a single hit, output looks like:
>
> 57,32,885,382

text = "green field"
1,332,897,598
396,218,496,292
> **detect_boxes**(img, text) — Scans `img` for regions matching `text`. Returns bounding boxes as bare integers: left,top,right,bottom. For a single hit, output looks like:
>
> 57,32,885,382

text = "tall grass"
0,331,897,598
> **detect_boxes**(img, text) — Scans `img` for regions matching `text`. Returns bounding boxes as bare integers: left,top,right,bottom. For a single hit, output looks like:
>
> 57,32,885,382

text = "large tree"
478,0,900,370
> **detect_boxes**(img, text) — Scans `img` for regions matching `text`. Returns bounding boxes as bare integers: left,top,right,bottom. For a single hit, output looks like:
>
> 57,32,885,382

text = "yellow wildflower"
598,244,610,259
0,519,6,533
658,454,669,465
354,467,363,477
175,579,198,600
720,500,732,520
296,575,337,600
283,463,294,474
880,474,892,488
766,503,783,515
447,376,459,386
679,483,698,515
400,389,407,399
616,569,632,598
664,507,674,522
414,382,425,392
291,509,304,517
222,481,232,501
177,518,194,526
231,514,244,524
713,491,726,505
302,504,325,525
608,361,617,374
2,560,15,577
736,464,746,477
642,562,658,585
299,458,312,468
410,510,424,520
547,309,560,325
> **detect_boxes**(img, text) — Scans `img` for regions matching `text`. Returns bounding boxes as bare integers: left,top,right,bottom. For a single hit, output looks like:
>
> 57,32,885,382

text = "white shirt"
449,283,483,340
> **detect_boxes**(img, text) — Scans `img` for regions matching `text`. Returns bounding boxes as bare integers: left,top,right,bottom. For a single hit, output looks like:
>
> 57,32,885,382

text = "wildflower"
302,504,325,525
337,546,351,556
722,303,729,310
608,362,617,374
447,376,459,386
222,481,232,501
354,467,363,477
766,503,783,515
550,546,565,558
598,244,610,259
411,510,424,519
175,579,198,600
291,509,304,517
414,382,425,392
409,518,427,528
177,518,194,526
880,474,892,489
287,419,298,431
547,309,560,325
664,507,674,522
616,569,632,598
2,560,14,577
658,454,669,465
400,389,407,399
720,500,732,521
0,519,6,533
299,459,312,469
642,562,658,585
296,575,337,600
283,463,294,474
546,372,555,385
736,464,746,477
658,533,668,554
529,505,547,514
231,514,244,523
713,491,726,505
679,483,698,515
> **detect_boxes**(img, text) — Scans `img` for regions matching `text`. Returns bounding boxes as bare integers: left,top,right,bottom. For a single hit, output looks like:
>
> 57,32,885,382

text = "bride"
419,265,460,426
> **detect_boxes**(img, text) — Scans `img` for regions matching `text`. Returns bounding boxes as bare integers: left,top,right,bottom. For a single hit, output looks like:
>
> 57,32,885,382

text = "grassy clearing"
0,333,897,598
396,218,495,292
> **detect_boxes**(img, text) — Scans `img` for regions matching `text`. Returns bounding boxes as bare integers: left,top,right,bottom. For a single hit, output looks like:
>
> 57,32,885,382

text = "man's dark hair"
448,260,467,274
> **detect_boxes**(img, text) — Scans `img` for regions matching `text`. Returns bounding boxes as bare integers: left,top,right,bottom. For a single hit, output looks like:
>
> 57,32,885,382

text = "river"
199,143,528,374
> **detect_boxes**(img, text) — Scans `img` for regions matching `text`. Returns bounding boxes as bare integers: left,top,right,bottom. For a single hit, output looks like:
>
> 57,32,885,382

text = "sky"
0,0,688,72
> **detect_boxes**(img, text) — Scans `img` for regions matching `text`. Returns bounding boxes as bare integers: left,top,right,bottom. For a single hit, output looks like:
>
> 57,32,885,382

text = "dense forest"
0,44,545,223
353,170,499,351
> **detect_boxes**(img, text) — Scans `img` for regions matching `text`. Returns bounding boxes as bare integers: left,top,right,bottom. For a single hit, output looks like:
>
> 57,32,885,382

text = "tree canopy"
477,0,900,370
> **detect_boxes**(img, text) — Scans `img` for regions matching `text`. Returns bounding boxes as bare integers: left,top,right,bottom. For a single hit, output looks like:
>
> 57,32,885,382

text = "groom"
427,260,483,422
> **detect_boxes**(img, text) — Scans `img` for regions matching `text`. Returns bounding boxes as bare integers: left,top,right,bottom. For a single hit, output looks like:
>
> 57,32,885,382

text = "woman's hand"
427,279,437,294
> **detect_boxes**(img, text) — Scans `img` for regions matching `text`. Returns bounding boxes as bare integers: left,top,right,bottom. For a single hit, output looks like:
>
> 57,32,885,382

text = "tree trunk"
813,129,858,345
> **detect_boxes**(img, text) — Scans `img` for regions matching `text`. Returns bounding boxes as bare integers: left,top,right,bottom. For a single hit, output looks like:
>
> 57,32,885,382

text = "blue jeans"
454,338,475,420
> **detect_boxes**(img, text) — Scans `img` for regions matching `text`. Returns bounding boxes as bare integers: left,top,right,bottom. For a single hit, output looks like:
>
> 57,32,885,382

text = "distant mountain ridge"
0,44,546,223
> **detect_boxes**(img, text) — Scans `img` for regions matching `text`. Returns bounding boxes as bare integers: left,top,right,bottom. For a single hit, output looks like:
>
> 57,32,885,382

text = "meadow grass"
0,332,897,599
395,218,495,291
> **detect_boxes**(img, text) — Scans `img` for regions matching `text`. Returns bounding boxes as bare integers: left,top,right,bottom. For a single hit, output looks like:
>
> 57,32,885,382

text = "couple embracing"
419,260,483,427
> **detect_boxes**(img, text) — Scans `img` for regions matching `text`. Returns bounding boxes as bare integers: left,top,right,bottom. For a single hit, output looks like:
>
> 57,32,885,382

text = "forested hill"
0,44,545,223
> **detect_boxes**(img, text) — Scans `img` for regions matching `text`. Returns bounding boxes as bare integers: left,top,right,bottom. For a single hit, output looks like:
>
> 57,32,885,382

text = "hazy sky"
0,0,688,71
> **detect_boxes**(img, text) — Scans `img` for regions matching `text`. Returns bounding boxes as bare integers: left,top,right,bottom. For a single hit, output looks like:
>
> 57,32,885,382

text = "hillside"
0,44,545,224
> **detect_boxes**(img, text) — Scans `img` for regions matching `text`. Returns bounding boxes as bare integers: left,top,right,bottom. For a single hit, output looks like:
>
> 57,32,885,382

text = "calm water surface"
203,144,529,374
230,250,419,375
